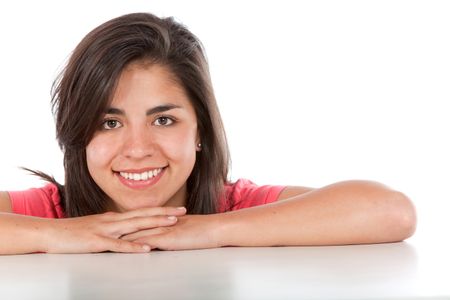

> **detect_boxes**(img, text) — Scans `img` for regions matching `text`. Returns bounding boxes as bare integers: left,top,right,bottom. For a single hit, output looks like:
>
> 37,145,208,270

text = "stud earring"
197,143,202,150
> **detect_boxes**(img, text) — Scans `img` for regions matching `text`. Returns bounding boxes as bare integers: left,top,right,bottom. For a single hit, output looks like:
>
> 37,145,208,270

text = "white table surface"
1,240,449,300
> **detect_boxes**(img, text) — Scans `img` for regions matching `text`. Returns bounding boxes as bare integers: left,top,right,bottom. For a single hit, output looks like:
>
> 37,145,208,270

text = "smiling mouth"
114,166,167,189
118,167,166,181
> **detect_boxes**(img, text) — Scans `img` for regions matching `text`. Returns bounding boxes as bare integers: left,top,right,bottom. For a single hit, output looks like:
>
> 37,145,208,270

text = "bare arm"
0,191,187,255
123,180,417,249
218,180,416,246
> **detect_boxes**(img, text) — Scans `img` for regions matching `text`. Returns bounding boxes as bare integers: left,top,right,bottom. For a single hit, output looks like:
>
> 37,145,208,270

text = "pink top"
8,179,286,218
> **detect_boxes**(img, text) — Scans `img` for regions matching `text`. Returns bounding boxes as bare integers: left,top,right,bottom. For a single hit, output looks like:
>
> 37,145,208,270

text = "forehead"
110,62,194,110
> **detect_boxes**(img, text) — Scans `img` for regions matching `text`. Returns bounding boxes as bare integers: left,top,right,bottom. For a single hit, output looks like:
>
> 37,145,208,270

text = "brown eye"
102,119,122,130
154,116,174,126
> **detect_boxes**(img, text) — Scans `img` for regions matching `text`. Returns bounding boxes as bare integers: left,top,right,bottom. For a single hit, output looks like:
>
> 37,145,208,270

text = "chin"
116,195,164,211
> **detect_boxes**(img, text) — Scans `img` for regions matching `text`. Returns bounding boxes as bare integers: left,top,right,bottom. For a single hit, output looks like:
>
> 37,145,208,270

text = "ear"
195,132,202,152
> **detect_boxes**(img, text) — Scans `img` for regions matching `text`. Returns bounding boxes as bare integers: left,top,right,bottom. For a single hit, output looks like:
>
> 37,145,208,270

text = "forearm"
217,180,416,247
0,213,50,255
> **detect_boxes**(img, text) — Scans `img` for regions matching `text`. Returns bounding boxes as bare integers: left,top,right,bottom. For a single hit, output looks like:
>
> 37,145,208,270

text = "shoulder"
8,183,65,218
221,178,286,212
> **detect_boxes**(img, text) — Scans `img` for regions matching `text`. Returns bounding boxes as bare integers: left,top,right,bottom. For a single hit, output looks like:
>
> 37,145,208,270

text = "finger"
135,235,171,251
121,227,169,241
102,237,152,253
117,206,187,220
110,215,178,237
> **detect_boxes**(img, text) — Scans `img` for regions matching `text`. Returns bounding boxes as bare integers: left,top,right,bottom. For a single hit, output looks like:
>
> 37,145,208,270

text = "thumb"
102,237,152,253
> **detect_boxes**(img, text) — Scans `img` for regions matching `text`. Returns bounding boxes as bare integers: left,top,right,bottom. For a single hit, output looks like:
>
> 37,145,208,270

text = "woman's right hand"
42,206,187,253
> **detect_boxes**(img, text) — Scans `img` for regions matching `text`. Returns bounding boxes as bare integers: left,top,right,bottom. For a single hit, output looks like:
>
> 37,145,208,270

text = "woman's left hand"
120,214,223,250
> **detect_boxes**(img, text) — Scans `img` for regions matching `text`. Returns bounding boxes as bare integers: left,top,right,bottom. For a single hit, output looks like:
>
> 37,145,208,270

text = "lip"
115,167,167,190
115,166,167,173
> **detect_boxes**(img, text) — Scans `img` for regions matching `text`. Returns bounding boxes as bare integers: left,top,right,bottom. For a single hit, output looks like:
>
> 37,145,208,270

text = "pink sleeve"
8,183,65,218
222,178,286,212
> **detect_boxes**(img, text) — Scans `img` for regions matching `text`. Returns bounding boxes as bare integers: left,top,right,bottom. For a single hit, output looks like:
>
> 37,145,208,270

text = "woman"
0,12,416,255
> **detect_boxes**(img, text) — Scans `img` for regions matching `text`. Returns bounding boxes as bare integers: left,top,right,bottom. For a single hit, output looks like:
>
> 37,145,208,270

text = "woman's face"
86,63,200,212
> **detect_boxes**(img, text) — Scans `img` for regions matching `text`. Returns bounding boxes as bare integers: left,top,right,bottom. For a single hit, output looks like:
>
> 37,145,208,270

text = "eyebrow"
104,104,183,116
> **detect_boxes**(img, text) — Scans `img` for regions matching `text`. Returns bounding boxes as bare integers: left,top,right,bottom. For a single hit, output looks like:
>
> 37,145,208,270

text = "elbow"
347,180,417,243
386,191,417,242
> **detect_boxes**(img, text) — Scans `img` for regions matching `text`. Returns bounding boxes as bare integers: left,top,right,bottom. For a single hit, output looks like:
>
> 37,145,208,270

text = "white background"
0,0,449,248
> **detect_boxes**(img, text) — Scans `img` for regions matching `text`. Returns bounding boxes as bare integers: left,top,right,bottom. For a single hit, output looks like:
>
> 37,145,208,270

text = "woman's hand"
42,206,187,253
120,214,223,251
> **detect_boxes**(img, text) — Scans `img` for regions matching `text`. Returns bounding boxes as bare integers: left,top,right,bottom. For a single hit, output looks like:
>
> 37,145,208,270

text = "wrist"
212,207,275,247
212,212,237,248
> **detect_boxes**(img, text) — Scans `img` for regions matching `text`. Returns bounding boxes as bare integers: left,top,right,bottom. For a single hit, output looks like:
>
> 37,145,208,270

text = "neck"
165,184,187,208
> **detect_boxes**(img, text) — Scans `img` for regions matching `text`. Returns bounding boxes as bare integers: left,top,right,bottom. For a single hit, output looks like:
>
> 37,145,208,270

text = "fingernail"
142,245,151,252
177,207,186,211
168,216,177,221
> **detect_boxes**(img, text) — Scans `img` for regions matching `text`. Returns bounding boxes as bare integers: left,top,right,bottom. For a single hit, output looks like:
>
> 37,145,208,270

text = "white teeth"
119,168,163,181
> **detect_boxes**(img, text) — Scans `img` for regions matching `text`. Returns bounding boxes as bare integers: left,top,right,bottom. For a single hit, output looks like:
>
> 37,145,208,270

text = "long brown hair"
43,12,231,217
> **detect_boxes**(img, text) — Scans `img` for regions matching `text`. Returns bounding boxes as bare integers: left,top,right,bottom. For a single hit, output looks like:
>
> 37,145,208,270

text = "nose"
121,125,156,159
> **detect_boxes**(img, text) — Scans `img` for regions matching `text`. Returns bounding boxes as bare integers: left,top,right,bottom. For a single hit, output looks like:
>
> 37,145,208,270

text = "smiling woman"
86,64,200,212
0,12,416,255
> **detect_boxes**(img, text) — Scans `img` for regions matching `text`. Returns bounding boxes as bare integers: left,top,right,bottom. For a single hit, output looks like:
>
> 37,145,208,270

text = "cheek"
86,135,116,170
162,128,197,163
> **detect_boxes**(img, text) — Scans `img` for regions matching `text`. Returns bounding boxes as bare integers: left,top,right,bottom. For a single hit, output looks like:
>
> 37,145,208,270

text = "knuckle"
162,207,176,216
